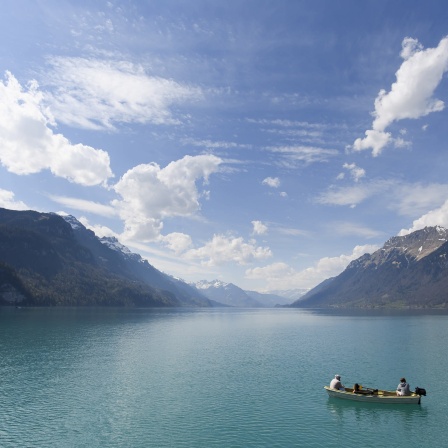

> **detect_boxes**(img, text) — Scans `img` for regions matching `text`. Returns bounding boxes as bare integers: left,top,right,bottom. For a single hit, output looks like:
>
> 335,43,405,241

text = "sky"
1,0,448,292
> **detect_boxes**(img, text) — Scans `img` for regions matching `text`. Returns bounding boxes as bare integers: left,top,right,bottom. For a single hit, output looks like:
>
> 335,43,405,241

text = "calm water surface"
0,307,447,447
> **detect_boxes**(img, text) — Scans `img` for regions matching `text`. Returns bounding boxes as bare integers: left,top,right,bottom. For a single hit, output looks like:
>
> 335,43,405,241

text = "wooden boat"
324,386,424,404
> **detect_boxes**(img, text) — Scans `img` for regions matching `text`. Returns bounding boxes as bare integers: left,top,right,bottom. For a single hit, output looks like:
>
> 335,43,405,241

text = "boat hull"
324,386,421,404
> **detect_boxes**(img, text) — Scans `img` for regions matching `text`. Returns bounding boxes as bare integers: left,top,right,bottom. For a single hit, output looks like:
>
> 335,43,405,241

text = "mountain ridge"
0,208,214,307
291,226,448,309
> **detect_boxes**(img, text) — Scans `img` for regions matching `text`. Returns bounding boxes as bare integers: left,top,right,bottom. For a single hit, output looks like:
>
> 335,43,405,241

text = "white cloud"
252,220,268,235
262,177,280,188
399,199,448,235
113,154,222,241
246,244,378,290
161,232,193,254
341,162,366,182
353,36,448,156
0,189,28,210
0,72,113,186
185,234,272,266
44,57,203,130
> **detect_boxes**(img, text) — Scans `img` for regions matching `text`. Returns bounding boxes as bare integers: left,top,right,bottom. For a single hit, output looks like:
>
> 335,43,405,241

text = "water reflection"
326,397,428,424
307,308,448,317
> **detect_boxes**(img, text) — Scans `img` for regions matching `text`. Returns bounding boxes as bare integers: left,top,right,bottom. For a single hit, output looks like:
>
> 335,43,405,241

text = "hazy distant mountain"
291,226,448,308
0,208,213,307
244,290,293,307
191,280,295,307
267,288,309,302
192,280,262,307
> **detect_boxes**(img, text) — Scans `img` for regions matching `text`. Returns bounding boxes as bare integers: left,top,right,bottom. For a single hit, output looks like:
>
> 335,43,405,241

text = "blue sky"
1,0,448,292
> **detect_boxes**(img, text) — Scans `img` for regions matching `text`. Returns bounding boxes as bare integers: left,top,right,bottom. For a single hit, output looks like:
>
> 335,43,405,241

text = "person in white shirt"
396,377,411,396
330,374,345,390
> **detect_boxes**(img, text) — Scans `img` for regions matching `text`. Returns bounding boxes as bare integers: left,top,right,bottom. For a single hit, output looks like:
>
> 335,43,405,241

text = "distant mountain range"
2,208,447,309
291,226,448,309
191,279,293,307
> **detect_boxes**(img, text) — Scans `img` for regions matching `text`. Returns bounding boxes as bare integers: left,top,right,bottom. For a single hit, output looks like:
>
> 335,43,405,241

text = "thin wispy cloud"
266,145,338,166
50,196,117,217
43,57,203,130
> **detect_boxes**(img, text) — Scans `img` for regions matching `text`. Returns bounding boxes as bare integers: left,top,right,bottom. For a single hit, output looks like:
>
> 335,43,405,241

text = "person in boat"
396,377,411,396
353,383,377,395
330,374,345,391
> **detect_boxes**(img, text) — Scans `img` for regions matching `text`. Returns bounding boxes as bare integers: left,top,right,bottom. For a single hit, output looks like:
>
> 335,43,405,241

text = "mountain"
64,217,213,307
191,280,292,307
192,280,262,307
245,290,293,307
291,226,448,309
266,288,309,302
0,208,213,307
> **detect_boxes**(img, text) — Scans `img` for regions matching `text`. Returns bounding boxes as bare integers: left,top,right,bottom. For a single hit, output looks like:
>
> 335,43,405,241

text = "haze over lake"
0,307,445,447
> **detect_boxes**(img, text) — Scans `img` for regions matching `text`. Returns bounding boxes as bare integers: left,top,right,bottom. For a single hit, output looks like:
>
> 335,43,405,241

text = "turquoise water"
0,307,446,447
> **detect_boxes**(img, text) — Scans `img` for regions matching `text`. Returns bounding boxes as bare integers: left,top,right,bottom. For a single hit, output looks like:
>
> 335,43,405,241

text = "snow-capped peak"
193,279,230,290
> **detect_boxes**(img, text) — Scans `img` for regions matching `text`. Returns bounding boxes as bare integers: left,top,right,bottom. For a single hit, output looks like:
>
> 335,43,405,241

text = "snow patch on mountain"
194,279,230,290
59,214,83,230
99,236,144,263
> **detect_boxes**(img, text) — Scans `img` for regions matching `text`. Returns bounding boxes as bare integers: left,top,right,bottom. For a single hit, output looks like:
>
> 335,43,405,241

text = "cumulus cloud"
0,72,113,186
252,220,268,235
245,244,378,290
340,163,366,182
0,189,28,210
353,36,448,156
161,232,193,254
185,234,272,266
44,57,202,130
262,177,280,188
113,154,222,241
399,199,448,235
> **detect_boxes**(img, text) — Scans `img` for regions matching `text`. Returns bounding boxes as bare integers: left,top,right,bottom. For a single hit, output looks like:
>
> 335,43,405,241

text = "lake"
0,307,446,447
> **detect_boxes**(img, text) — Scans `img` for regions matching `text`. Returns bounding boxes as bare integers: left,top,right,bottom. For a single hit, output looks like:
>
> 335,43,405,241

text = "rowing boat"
324,386,424,404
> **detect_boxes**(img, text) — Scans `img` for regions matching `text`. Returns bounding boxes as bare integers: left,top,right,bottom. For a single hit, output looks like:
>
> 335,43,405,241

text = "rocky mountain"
0,208,214,307
291,226,448,309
